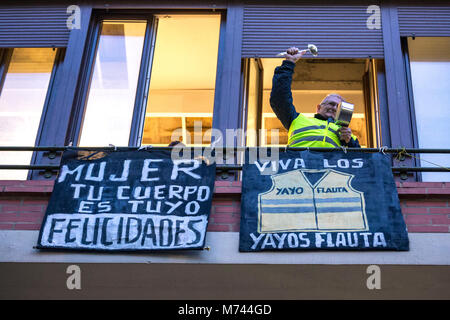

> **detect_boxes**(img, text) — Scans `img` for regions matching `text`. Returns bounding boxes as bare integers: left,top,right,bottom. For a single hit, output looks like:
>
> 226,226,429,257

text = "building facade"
0,0,449,299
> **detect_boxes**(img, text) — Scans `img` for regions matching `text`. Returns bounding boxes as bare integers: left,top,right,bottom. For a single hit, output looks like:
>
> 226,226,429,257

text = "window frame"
401,36,450,182
70,9,226,148
30,48,66,174
241,58,264,147
401,37,421,149
241,57,384,149
0,47,64,180
401,37,422,179
0,49,13,91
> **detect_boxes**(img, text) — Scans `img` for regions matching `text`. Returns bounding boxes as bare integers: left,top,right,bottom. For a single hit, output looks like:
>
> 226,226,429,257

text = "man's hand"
338,127,353,144
285,47,307,63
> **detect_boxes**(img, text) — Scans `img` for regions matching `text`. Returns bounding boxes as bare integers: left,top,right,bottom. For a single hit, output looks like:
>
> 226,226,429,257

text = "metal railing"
0,146,449,175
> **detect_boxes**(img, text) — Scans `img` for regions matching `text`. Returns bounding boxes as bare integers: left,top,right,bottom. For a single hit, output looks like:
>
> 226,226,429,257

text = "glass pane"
142,14,221,146
264,117,288,145
0,48,56,179
260,58,369,147
79,21,146,146
246,59,259,147
186,117,212,145
408,37,450,182
142,116,182,145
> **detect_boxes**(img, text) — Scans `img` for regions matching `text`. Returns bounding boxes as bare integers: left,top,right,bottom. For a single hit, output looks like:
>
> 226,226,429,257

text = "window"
79,21,147,147
243,58,382,148
0,48,58,179
77,13,221,148
407,37,450,182
142,15,220,147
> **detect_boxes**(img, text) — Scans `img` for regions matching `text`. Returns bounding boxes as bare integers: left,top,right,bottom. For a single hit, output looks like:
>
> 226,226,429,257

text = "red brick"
423,182,447,188
399,182,423,188
15,212,45,223
19,205,44,212
430,215,450,225
207,224,230,232
429,207,450,214
2,187,27,193
3,186,52,193
22,180,55,186
212,200,236,206
426,188,450,195
403,200,447,207
401,182,444,188
22,199,50,205
405,215,431,225
1,204,45,214
0,213,18,222
230,224,240,232
0,181,24,186
407,225,449,233
1,205,22,213
231,181,242,187
2,180,51,188
211,214,241,224
14,223,41,230
214,181,232,187
214,206,239,213
0,223,14,230
402,207,428,214
0,200,22,205
397,188,427,195
214,186,241,194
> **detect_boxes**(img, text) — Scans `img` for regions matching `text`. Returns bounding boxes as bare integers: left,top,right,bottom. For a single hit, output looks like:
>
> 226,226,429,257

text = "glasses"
320,101,338,109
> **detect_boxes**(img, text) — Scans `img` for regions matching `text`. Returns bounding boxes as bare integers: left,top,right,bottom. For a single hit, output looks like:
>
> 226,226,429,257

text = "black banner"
37,150,216,251
239,150,409,251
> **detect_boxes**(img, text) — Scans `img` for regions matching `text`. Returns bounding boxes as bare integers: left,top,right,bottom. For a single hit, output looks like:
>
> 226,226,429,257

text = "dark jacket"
269,60,361,148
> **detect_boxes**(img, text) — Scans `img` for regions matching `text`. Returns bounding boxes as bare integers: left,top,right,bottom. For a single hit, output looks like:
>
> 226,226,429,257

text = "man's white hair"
320,93,343,105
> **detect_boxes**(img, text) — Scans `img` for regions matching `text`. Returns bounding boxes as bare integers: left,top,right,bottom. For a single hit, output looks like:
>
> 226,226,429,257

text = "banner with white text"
37,149,216,252
239,150,409,251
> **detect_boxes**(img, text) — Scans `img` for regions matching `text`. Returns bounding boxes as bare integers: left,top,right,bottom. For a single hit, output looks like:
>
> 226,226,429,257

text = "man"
270,47,361,148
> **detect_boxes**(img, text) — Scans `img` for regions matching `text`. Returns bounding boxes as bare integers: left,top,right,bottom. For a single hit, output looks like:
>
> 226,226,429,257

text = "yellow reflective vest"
288,114,357,148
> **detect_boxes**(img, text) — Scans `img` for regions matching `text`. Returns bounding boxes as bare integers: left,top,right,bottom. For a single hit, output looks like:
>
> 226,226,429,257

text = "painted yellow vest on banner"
258,169,368,233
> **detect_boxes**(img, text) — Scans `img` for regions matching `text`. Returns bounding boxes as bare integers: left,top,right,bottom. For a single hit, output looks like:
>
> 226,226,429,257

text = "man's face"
317,96,341,119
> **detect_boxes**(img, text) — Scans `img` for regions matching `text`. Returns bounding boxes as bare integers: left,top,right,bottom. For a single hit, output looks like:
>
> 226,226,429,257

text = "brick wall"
397,181,450,233
0,181,53,230
1,180,449,232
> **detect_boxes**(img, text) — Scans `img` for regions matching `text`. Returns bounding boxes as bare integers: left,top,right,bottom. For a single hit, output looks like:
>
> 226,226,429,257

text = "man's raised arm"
269,47,307,130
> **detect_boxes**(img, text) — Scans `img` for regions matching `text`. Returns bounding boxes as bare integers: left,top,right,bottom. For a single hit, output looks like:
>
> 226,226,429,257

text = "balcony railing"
0,146,449,178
